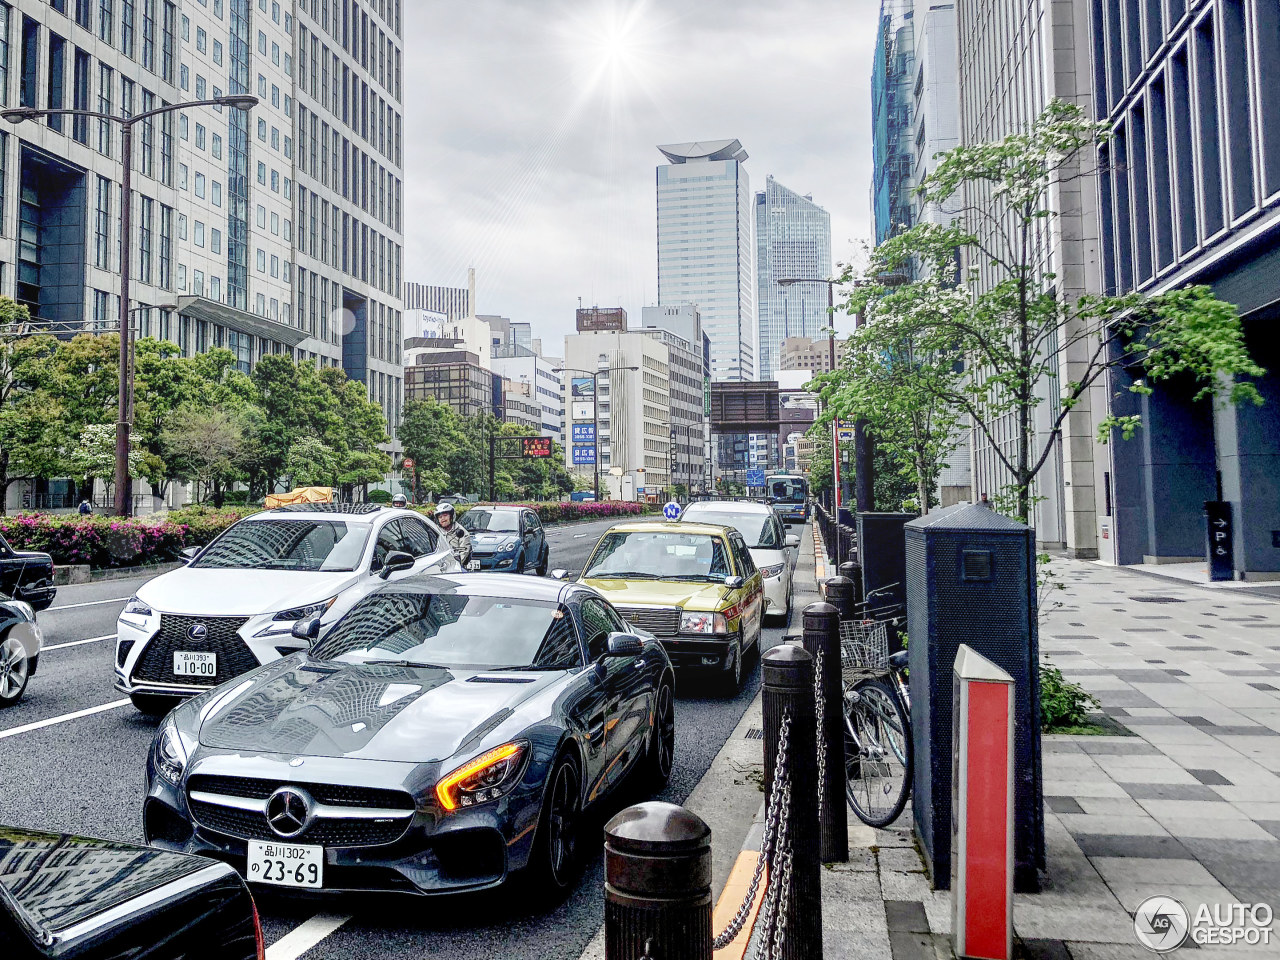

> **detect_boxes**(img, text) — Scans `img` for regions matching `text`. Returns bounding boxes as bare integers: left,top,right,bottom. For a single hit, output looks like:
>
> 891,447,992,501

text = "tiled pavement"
823,557,1280,960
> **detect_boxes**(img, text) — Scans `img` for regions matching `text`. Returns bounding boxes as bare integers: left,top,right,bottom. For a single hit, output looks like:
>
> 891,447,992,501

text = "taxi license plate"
247,840,323,888
467,559,481,571
173,651,216,677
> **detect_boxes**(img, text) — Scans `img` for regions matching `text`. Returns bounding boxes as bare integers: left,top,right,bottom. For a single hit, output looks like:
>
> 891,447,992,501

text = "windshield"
768,479,806,503
583,532,732,582
311,591,582,670
192,519,372,572
682,510,779,549
460,509,521,533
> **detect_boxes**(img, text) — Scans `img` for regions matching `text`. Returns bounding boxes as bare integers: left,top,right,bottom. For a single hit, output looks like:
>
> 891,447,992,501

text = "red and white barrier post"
951,645,1014,960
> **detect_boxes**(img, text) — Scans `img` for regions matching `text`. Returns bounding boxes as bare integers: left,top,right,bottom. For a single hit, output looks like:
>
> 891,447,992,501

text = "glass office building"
656,139,755,382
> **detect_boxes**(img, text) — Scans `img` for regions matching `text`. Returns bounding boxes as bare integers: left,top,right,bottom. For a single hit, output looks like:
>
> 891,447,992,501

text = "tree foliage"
840,100,1265,523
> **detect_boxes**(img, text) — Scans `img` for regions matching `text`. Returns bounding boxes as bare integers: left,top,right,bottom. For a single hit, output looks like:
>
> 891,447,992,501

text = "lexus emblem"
265,787,313,839
187,623,208,641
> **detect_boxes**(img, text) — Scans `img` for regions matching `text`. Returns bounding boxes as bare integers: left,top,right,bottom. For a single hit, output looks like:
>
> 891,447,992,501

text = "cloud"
403,0,880,351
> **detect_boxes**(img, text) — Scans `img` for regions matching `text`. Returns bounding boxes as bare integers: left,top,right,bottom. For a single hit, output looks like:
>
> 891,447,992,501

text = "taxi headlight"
681,611,728,635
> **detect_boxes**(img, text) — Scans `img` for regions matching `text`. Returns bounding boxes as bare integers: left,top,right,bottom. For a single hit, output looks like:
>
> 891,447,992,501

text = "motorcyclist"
435,501,472,568
391,493,409,508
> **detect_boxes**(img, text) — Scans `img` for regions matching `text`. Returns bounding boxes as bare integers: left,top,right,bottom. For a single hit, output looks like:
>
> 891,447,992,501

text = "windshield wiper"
661,573,724,582
362,659,448,669
483,664,564,672
585,571,660,579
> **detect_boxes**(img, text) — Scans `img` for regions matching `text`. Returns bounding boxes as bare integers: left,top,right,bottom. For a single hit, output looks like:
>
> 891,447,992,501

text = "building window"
97,64,114,156
141,0,154,71
46,34,66,132
19,16,37,108
121,0,134,57
98,0,113,45
94,176,112,270
72,48,90,144
159,203,172,288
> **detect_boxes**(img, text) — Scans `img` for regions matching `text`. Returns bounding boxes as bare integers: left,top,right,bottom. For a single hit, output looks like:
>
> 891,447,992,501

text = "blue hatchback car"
461,506,549,575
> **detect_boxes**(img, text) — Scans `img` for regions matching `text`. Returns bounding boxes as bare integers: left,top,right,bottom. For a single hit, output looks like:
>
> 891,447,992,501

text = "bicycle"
840,584,913,827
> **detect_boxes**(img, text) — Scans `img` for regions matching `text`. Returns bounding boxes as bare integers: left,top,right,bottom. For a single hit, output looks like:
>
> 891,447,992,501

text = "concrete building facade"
656,139,754,382
642,303,710,492
754,175,831,380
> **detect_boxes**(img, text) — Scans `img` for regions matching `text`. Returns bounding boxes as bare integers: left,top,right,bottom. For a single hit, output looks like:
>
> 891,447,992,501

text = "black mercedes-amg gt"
142,573,675,900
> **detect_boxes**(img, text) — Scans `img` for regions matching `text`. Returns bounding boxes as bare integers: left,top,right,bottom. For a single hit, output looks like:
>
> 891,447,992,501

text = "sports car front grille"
186,775,416,848
615,605,682,637
188,775,414,811
132,615,257,686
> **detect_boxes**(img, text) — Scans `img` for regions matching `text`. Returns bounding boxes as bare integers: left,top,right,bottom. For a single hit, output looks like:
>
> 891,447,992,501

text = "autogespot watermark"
1134,896,1275,952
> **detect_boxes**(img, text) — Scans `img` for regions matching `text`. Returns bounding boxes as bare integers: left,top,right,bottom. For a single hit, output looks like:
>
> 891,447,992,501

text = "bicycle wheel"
844,677,912,828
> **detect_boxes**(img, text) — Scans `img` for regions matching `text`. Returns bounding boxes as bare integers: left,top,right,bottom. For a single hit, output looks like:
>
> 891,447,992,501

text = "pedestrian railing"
813,503,856,567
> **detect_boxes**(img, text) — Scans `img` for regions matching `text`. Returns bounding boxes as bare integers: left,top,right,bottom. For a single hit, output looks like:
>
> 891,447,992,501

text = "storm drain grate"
1130,596,1186,603
744,727,765,741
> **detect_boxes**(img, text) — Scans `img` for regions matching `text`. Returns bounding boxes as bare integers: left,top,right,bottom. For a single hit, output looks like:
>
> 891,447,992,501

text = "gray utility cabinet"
904,503,1044,892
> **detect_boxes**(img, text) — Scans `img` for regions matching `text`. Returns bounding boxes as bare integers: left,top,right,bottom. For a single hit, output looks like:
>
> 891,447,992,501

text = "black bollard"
802,601,848,864
838,560,864,606
824,575,855,622
762,645,823,960
604,802,712,960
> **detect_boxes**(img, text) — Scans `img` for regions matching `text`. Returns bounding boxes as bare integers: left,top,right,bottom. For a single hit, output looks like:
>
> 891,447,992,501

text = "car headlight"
501,537,520,551
760,562,786,579
123,596,152,617
154,718,191,785
681,611,728,635
435,741,529,812
254,597,337,637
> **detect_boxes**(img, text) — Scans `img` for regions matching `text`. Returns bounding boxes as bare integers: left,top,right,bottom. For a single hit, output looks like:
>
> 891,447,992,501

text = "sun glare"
567,1,661,98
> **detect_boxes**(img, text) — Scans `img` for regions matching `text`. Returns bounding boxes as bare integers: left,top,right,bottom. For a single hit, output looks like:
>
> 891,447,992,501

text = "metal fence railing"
814,502,857,566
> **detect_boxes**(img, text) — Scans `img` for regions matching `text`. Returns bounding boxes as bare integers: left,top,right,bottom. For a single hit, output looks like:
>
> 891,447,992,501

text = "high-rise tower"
656,139,754,381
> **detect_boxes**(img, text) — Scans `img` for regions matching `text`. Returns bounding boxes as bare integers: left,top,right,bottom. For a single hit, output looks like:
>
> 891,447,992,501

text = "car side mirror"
605,632,644,658
379,550,415,579
180,546,201,563
549,569,569,581
291,615,322,642
785,534,800,548
724,575,745,589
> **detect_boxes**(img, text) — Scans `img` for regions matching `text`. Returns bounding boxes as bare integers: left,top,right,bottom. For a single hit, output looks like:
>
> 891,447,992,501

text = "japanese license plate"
173,651,217,677
467,559,481,571
246,840,324,888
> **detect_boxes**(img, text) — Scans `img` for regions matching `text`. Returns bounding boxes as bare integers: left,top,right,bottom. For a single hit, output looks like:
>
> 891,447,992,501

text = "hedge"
0,500,657,568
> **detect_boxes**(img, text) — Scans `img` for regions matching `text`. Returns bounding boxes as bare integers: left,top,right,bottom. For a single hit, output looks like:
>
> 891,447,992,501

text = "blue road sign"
572,423,596,443
663,501,682,520
572,445,597,465
746,469,766,486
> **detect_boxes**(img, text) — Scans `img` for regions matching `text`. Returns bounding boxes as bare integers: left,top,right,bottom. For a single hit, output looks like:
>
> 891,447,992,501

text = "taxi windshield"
583,531,732,583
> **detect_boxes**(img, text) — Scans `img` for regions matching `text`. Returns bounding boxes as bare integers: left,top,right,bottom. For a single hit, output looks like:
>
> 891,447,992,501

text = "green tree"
162,406,249,506
844,100,1265,523
0,299,66,512
286,435,342,487
399,398,470,498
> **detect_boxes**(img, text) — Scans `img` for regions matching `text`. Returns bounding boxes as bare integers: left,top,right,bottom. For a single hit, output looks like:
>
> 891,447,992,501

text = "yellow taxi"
573,520,765,692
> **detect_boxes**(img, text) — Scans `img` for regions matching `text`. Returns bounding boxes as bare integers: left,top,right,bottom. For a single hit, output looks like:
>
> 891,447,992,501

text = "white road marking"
0,699,131,740
43,633,116,651
47,596,131,611
574,533,590,538
266,913,351,960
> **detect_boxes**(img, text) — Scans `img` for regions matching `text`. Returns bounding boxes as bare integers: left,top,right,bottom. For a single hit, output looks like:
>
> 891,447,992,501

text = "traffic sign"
1205,500,1234,581
663,501,682,520
573,445,596,465
572,424,595,443
521,437,553,458
746,469,766,486
401,458,415,469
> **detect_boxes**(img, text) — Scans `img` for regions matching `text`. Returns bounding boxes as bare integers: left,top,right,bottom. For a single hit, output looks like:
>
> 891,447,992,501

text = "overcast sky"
403,0,878,351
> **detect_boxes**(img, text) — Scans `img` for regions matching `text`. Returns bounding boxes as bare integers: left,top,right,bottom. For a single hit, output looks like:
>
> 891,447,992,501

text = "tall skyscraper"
754,176,831,380
656,139,754,381
871,1,916,244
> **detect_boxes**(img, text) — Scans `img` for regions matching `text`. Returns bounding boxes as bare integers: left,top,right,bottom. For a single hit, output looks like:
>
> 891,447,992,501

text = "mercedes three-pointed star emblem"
265,787,313,839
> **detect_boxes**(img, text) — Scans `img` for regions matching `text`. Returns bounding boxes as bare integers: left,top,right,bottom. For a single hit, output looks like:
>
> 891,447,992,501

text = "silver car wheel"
0,635,30,704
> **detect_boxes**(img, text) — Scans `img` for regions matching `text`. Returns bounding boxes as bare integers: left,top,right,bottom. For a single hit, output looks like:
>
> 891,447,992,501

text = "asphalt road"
0,514,801,960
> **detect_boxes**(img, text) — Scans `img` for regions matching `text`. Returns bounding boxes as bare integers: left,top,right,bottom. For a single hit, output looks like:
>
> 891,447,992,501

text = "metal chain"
754,777,793,960
711,712,792,950
813,648,827,825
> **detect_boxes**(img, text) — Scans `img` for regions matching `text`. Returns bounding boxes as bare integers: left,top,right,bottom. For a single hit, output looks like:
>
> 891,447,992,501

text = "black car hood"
0,826,211,938
9,551,53,569
198,657,565,762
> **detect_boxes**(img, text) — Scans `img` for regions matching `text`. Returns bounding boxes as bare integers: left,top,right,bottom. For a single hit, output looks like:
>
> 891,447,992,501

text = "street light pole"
3,96,258,518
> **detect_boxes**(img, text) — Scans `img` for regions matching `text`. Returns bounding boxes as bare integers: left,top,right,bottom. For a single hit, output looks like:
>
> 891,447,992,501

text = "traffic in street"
0,509,805,960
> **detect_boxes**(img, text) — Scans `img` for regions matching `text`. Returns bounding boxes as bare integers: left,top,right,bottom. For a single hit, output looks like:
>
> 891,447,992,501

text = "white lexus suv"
115,503,459,713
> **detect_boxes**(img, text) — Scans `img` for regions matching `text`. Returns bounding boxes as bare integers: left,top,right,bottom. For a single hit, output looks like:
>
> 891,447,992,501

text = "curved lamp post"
3,95,258,517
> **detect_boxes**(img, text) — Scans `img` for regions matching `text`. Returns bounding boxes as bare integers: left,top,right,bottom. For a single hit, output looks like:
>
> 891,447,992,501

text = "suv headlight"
154,718,192,785
119,596,153,630
436,741,529,811
681,611,728,635
254,597,337,637
760,562,786,579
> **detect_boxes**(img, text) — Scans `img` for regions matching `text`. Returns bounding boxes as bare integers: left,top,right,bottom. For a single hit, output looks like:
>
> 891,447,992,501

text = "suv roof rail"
267,503,387,516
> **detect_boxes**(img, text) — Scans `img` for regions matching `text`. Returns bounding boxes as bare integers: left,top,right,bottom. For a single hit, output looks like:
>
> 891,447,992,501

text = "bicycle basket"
839,619,889,675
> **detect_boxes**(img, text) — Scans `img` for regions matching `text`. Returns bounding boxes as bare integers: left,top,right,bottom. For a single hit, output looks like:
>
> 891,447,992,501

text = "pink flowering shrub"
0,507,253,569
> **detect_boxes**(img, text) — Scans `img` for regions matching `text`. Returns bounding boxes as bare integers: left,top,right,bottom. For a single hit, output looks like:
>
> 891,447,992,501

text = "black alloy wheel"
526,755,582,898
642,679,676,789
0,632,30,707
